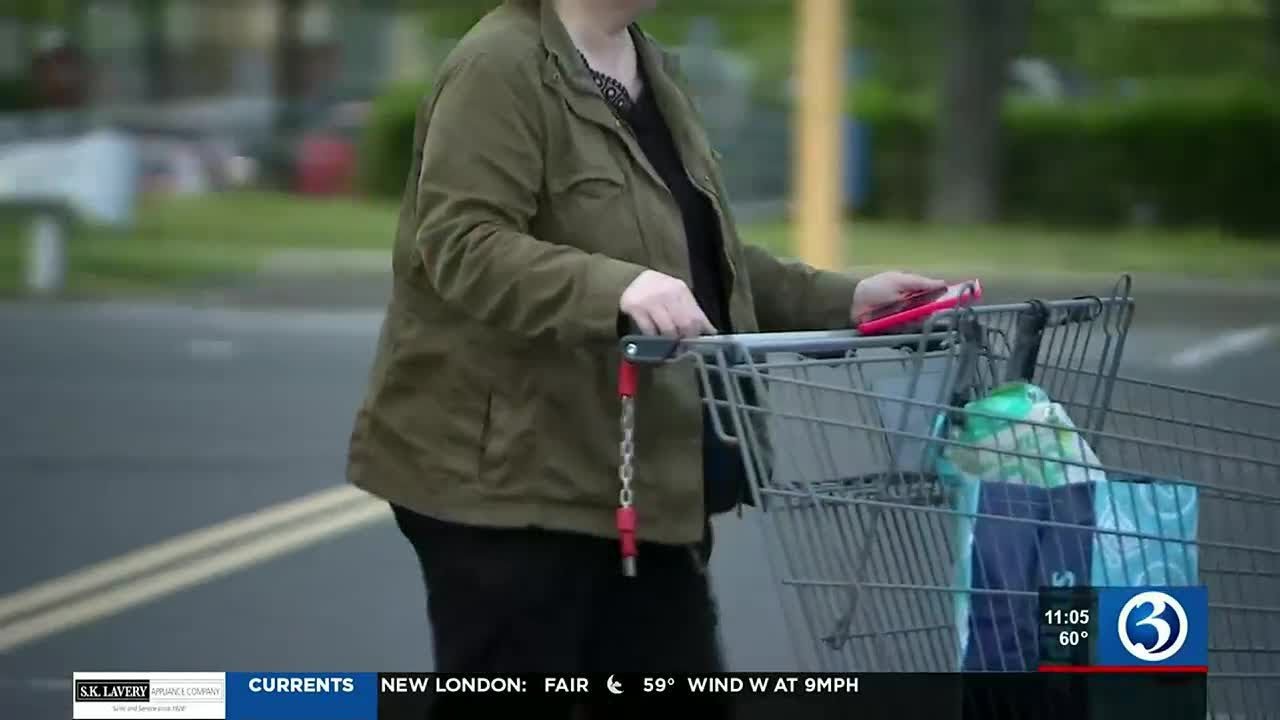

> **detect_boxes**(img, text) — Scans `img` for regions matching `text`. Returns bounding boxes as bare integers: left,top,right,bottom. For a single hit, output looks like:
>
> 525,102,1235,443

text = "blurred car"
139,136,211,197
135,128,257,196
294,101,370,196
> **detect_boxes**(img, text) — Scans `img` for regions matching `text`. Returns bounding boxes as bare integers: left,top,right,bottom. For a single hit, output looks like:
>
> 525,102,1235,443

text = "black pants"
392,504,732,718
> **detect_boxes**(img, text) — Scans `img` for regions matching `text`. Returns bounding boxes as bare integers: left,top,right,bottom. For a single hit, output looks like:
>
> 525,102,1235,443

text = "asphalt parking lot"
2,276,1277,719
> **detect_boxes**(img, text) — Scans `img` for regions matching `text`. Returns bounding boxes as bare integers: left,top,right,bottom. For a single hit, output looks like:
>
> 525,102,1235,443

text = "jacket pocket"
547,165,625,199
477,390,495,481
476,383,540,496
542,174,648,265
368,362,488,483
541,128,650,264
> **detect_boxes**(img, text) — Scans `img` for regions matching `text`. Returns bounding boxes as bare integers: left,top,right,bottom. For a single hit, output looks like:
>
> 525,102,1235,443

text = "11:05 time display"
1043,608,1090,625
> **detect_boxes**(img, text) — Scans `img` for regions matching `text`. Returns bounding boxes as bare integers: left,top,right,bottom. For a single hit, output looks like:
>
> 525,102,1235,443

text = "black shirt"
583,53,746,517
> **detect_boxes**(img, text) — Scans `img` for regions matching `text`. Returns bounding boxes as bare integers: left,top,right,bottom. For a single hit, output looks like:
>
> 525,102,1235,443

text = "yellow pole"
792,0,845,270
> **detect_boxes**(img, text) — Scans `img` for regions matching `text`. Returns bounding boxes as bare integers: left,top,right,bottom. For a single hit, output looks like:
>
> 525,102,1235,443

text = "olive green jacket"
345,0,859,545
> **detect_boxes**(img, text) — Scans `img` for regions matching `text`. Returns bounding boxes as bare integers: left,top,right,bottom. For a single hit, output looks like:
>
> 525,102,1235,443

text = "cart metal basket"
618,277,1280,718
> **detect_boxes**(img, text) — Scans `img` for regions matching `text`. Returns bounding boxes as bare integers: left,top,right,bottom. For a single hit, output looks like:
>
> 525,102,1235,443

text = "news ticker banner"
73,673,866,719
70,587,1209,719
1038,585,1209,672
71,671,1209,720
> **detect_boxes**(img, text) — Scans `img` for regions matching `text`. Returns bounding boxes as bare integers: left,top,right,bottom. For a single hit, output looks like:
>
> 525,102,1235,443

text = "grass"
1,191,1277,298
747,220,1280,279
0,192,400,297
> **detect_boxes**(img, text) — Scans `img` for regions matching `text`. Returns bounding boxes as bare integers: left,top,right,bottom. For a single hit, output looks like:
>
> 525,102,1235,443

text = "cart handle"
619,328,941,364
618,294,1130,365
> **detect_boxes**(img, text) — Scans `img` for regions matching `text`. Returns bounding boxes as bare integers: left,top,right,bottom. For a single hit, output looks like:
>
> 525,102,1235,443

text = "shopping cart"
616,276,1280,718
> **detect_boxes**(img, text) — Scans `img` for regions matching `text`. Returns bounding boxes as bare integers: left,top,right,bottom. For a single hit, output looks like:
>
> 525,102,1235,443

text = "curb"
257,250,391,275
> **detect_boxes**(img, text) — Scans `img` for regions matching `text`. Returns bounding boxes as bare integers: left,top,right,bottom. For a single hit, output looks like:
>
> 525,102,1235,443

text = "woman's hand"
620,270,718,338
850,271,948,322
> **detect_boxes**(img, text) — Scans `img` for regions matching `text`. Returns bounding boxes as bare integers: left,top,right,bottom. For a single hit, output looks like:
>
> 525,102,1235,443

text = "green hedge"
0,75,35,112
853,83,1280,233
358,81,430,200
358,76,1280,234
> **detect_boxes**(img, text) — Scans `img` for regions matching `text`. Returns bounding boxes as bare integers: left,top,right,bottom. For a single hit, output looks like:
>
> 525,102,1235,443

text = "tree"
275,0,306,132
135,0,172,101
1270,0,1280,73
927,0,1034,223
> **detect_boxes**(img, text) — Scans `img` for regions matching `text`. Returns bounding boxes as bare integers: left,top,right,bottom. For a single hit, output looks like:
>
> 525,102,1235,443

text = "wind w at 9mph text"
646,675,860,694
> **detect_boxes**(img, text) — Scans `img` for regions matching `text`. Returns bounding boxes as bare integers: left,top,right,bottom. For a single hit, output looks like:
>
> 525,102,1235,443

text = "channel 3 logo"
1099,586,1208,669
1118,591,1188,662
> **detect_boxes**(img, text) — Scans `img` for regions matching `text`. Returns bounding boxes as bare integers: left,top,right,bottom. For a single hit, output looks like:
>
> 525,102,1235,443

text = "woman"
346,0,942,688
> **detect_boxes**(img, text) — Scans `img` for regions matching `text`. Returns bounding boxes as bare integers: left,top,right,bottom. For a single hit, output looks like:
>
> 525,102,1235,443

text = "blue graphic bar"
226,672,377,720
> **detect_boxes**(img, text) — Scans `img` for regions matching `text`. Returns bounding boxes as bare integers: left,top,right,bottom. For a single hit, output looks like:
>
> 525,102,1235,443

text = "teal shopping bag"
1091,474,1199,587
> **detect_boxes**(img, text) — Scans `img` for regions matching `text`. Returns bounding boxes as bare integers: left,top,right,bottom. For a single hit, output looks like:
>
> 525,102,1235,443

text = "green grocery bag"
941,381,1107,488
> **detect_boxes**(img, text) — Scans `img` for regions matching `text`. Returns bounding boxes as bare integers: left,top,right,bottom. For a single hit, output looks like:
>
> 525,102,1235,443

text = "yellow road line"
0,498,389,654
0,484,368,625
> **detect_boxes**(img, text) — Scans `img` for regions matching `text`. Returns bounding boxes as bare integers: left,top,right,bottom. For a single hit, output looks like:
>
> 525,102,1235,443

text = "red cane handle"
616,505,637,576
618,360,638,398
616,505,637,555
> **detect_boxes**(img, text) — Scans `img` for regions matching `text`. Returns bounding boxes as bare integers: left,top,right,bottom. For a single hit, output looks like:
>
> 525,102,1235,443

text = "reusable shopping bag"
1090,473,1199,588
938,381,1107,488
932,382,1200,671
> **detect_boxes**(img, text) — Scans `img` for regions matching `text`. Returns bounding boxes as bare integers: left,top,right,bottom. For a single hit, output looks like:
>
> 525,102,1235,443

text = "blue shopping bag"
946,479,1096,671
